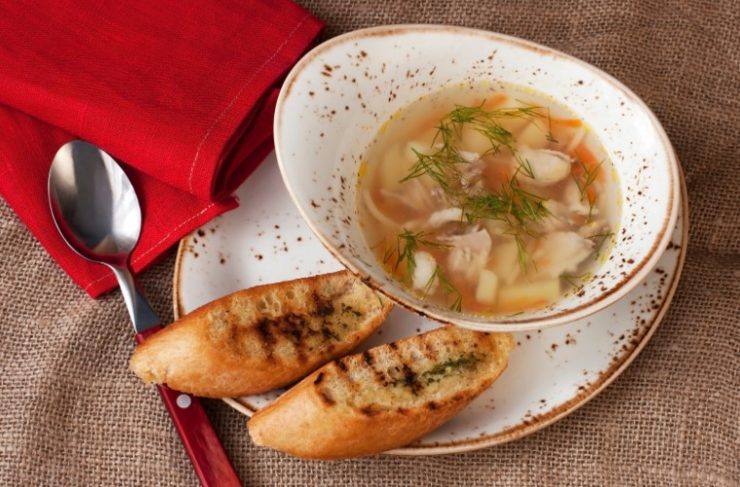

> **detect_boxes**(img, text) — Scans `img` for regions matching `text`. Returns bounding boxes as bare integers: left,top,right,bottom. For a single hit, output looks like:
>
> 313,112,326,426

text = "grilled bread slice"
130,271,393,398
248,326,514,459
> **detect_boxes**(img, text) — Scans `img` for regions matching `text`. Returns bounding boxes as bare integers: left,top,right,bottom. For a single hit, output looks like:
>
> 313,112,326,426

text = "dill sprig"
401,148,465,196
420,354,479,384
421,265,463,311
383,229,449,284
462,174,549,226
587,231,615,258
435,266,463,312
447,102,543,157
462,177,549,272
512,233,530,273
401,100,547,198
544,107,558,143
572,158,604,221
561,272,589,288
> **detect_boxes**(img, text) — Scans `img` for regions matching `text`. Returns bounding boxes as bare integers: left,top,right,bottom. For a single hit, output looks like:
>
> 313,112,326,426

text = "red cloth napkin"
0,0,323,297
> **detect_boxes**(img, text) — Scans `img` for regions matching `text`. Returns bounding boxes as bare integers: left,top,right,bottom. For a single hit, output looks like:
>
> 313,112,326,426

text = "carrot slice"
483,93,508,110
575,143,599,169
551,117,582,128
586,186,597,203
484,166,511,190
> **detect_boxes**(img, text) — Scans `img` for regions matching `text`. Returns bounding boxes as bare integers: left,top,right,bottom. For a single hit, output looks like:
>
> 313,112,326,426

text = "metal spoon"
48,140,240,487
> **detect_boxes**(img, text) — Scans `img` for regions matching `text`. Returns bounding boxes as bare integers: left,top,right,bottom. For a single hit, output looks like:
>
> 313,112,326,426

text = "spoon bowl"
48,140,141,267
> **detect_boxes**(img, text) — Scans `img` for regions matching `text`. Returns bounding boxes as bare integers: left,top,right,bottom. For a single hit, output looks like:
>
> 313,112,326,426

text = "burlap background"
1,1,738,485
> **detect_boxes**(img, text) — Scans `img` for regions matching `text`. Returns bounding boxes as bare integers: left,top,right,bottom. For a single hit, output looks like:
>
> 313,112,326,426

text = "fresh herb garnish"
340,303,362,317
512,233,530,273
401,147,466,196
461,177,549,273
422,265,463,311
587,231,615,258
421,354,480,384
561,272,589,288
572,158,604,222
402,101,546,197
447,102,544,157
462,177,549,226
398,100,554,273
383,229,448,284
544,106,558,143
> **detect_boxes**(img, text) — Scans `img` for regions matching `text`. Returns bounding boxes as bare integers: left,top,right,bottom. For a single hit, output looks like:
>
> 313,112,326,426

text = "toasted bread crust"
248,327,514,459
129,271,392,397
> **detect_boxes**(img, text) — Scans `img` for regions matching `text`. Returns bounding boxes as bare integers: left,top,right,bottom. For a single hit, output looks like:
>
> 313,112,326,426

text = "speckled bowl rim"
172,165,687,456
274,24,682,331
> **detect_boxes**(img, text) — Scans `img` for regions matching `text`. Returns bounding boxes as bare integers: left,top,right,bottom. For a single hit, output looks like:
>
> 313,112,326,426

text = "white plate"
173,152,687,455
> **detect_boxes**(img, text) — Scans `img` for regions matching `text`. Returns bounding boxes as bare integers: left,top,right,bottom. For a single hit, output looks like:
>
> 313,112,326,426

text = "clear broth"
358,82,621,315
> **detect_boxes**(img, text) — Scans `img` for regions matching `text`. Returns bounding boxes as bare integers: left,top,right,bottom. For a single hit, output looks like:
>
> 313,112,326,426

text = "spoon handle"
136,327,241,487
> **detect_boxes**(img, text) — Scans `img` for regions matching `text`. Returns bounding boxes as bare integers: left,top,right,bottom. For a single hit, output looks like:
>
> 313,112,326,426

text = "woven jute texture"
1,1,738,485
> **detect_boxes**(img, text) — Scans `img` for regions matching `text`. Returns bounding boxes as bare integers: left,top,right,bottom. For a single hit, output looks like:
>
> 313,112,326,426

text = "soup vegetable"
358,83,620,315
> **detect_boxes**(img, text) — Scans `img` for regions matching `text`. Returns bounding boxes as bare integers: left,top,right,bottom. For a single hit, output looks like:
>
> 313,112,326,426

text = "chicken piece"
426,207,463,228
532,231,594,278
412,251,438,292
459,150,481,163
439,229,492,284
518,146,572,186
403,207,464,231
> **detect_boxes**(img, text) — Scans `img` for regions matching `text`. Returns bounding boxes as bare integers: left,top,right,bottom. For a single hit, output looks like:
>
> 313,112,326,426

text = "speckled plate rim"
172,166,688,456
274,24,682,331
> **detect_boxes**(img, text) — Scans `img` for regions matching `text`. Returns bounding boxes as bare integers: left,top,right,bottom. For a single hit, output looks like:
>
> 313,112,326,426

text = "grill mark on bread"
385,338,423,394
331,359,357,390
312,292,335,317
359,405,377,416
255,313,327,363
251,293,362,363
317,388,335,406
321,326,340,341
362,351,374,366
255,319,277,358
400,362,422,395
362,350,388,385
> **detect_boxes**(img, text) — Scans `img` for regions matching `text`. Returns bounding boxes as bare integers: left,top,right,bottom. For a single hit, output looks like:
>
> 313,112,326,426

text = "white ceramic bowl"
274,25,680,331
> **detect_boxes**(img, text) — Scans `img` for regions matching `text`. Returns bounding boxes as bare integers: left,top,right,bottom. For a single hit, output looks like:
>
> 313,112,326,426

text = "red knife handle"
136,326,241,487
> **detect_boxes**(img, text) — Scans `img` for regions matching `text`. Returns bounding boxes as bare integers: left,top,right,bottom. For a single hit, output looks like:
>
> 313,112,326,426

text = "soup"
358,82,621,315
